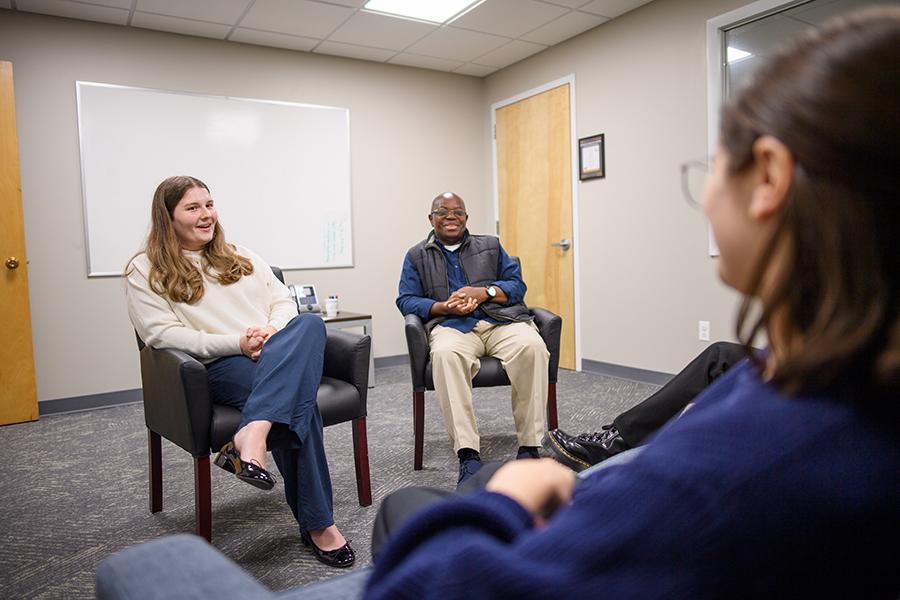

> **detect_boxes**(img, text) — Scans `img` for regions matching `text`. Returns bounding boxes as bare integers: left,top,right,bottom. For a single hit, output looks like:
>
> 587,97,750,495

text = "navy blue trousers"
206,314,334,532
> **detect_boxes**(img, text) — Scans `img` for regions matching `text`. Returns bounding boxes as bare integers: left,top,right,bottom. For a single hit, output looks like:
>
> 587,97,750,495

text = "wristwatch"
485,285,497,300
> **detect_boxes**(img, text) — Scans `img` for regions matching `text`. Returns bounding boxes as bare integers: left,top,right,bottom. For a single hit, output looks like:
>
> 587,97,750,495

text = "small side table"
321,311,375,388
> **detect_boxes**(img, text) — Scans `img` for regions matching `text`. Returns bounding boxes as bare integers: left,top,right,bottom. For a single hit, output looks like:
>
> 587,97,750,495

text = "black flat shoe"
300,530,355,568
214,441,277,491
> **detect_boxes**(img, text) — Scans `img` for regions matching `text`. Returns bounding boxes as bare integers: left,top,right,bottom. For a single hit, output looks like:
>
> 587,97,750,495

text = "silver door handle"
551,239,571,251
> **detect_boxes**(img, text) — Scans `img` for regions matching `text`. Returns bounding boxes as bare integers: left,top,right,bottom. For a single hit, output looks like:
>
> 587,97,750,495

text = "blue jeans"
206,314,334,532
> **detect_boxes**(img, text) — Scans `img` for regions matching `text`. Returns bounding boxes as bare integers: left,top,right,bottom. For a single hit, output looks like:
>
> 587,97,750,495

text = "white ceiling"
2,0,654,76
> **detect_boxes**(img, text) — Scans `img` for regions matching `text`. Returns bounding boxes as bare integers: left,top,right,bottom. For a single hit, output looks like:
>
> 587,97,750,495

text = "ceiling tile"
132,12,231,39
579,0,653,19
320,0,367,6
472,39,545,68
328,10,436,51
314,40,396,62
453,63,498,77
406,26,507,62
521,10,607,45
451,0,568,39
229,27,319,51
537,0,593,8
240,0,354,38
136,0,252,25
67,0,132,7
388,53,464,73
16,0,129,25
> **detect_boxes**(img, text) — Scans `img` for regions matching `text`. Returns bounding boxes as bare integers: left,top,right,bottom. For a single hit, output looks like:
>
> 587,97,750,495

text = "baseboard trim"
39,388,143,416
581,359,673,386
374,354,408,368
38,358,412,416
38,357,668,416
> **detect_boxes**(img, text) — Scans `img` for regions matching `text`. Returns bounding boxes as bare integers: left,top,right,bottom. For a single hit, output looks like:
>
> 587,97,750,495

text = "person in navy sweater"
365,8,900,598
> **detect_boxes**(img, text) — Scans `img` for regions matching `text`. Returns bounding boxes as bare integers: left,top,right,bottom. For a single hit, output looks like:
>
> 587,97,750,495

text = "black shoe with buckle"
300,530,356,568
541,426,630,472
214,441,277,491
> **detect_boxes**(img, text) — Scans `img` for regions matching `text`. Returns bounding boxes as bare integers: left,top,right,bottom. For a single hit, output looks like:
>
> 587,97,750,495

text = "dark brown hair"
132,175,253,304
720,7,899,398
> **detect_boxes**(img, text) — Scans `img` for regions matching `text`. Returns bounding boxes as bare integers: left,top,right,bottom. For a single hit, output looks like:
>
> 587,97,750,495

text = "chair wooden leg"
148,429,162,514
352,417,372,507
194,456,212,542
547,382,558,431
413,390,424,471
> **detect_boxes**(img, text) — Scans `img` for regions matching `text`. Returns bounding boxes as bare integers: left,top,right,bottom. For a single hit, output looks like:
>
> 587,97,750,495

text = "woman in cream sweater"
126,175,354,568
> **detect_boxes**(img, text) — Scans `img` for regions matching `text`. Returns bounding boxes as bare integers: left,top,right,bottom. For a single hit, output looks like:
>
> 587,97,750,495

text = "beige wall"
484,0,749,375
2,0,760,402
0,11,487,402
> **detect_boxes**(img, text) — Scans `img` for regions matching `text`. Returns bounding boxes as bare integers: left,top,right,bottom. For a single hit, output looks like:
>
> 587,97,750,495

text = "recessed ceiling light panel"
363,0,484,24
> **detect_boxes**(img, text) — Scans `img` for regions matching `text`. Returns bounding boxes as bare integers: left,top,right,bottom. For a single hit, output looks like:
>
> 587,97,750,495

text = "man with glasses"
397,192,550,485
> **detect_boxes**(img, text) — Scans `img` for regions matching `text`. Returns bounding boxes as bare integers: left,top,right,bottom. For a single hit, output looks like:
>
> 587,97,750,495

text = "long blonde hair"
137,175,253,304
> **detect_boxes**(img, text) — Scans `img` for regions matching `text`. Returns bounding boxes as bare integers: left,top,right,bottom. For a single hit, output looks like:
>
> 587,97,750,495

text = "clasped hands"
439,286,490,316
239,325,277,361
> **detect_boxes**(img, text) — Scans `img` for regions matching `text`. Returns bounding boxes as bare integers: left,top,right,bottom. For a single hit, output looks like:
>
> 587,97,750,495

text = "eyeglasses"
431,208,468,219
679,159,710,210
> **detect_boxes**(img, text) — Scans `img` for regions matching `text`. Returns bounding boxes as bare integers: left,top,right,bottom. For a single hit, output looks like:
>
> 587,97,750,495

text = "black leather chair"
137,267,372,542
403,288,562,470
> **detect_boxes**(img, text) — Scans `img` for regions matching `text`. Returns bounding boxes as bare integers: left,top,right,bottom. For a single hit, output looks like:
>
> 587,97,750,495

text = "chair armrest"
530,307,562,384
140,345,212,457
404,313,429,391
96,534,274,600
323,329,370,410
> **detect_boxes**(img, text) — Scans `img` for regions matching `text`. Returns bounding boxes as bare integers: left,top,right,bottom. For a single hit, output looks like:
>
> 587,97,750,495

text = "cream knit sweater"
126,245,297,362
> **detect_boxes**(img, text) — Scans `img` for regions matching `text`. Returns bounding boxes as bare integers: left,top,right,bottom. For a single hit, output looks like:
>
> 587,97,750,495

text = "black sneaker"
541,426,629,472
457,456,483,486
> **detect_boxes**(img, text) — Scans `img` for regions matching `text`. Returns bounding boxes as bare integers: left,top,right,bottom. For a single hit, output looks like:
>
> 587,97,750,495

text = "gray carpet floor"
0,365,658,599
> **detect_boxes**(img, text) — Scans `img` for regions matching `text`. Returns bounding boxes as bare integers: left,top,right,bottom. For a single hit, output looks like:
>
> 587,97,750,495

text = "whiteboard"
75,82,352,276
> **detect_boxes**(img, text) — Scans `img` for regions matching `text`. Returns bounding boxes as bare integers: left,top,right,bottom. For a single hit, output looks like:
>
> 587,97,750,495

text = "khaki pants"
429,320,550,453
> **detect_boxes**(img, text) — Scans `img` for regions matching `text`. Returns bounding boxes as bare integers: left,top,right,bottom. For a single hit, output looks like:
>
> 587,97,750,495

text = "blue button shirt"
397,234,526,333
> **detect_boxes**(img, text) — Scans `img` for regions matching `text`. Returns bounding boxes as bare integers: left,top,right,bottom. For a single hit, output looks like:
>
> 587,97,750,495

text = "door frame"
491,74,582,371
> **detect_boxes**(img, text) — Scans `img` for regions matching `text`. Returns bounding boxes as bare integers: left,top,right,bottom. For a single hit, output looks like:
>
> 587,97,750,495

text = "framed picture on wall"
579,134,605,180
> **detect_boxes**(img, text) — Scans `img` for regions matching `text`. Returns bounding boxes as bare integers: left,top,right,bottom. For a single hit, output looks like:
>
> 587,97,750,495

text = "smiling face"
429,193,468,245
171,186,217,250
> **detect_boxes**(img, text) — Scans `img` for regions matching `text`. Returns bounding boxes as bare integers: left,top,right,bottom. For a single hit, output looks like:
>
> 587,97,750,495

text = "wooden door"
0,61,38,425
496,83,576,370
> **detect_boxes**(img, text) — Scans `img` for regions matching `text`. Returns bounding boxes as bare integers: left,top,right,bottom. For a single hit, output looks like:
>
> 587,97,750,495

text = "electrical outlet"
698,320,710,341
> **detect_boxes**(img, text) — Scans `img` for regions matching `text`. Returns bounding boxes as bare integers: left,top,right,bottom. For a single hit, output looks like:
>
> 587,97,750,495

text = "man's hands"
240,325,277,361
430,286,506,317
453,286,490,304
441,292,478,315
486,459,576,526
